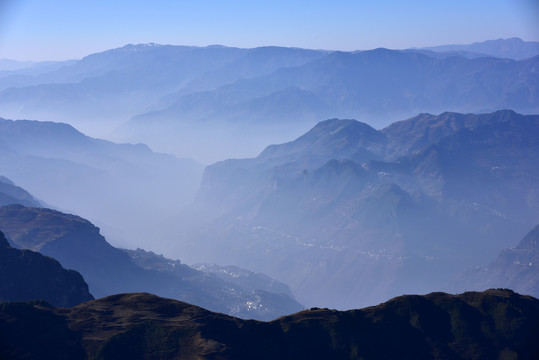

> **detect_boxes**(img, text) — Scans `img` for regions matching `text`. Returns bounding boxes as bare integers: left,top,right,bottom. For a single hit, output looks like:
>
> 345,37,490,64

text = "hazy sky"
1,0,538,61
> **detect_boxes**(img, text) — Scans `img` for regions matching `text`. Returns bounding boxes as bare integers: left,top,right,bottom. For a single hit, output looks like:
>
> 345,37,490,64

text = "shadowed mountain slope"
1,289,537,359
0,230,93,307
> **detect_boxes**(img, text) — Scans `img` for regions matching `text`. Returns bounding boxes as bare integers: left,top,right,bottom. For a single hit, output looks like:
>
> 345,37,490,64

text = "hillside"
0,230,93,307
1,289,537,359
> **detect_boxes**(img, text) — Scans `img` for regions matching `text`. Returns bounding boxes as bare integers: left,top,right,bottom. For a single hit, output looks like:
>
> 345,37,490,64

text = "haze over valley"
1,0,538,356
1,38,538,307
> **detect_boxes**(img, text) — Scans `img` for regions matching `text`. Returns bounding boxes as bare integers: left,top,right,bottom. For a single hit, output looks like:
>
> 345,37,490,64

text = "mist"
1,0,539,355
0,39,538,314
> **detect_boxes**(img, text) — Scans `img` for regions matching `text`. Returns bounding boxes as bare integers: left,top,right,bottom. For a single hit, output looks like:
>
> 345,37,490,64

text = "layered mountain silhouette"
0,204,302,320
0,39,537,162
1,289,537,359
0,230,93,307
123,47,539,161
0,117,203,249
0,44,325,135
176,110,539,309
0,38,537,358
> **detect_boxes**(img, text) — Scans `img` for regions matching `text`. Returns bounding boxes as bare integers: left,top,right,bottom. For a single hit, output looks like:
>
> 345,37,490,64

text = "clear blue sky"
1,0,538,61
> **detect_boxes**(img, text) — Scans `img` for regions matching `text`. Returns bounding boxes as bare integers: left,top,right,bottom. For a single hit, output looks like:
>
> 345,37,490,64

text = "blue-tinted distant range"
0,0,538,61
1,2,539,357
0,39,538,162
0,36,538,264
0,1,537,161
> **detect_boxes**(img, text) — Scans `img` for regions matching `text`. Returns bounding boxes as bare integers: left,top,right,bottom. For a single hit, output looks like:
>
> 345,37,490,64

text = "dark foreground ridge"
1,289,538,359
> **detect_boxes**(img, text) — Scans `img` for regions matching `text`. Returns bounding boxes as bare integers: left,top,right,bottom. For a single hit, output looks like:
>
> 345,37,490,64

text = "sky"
0,0,538,61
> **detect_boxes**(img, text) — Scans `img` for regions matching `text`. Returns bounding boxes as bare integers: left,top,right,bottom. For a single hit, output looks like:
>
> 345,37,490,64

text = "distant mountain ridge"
0,39,537,162
0,44,326,137
0,59,77,79
122,47,539,161
422,37,539,60
1,289,537,359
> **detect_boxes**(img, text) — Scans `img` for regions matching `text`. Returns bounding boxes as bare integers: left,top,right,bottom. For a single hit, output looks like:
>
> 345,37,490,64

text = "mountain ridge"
1,40,537,162
1,289,537,359
422,37,539,60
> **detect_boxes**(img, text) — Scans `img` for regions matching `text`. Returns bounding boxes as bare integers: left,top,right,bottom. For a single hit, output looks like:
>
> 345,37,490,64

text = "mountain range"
117,46,539,162
1,108,536,310
0,45,325,137
1,289,537,359
171,110,539,309
0,38,537,162
0,37,537,357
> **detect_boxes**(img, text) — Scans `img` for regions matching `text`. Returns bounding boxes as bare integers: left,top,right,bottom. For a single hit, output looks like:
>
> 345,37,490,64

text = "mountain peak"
121,43,164,50
259,118,385,162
